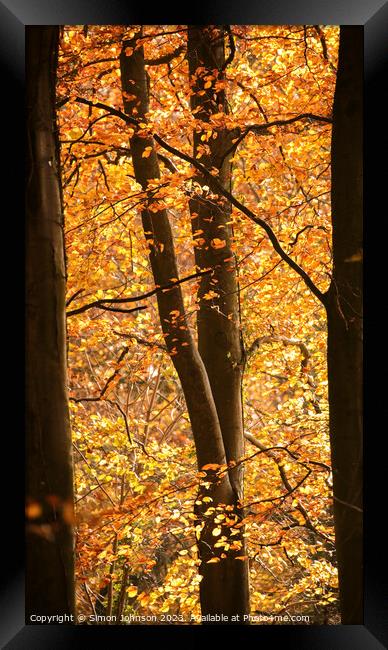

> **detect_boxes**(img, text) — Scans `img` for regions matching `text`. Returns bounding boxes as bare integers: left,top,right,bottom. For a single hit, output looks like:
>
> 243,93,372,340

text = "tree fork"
119,29,249,622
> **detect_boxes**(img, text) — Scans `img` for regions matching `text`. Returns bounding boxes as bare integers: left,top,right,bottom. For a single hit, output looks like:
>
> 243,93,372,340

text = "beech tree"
119,26,249,619
26,26,75,619
23,24,363,625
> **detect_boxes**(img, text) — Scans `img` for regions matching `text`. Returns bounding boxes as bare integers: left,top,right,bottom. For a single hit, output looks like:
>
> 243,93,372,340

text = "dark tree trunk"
187,25,250,619
326,26,363,624
26,26,75,620
119,29,249,622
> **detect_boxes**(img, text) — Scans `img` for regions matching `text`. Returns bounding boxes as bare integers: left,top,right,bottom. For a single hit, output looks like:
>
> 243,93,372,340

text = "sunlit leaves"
59,23,338,625
126,585,138,597
210,238,226,250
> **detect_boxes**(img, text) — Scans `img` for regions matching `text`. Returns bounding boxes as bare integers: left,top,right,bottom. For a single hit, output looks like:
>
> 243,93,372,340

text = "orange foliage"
58,24,339,624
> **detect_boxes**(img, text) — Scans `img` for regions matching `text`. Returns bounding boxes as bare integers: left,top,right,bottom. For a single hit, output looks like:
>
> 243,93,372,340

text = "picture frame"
2,0,386,646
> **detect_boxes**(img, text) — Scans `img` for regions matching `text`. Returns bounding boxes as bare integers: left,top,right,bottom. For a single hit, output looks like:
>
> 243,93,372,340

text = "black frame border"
3,0,387,646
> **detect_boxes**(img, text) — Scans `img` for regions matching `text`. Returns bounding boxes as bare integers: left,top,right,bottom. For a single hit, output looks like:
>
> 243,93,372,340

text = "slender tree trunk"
26,26,75,620
326,26,363,624
119,30,249,622
187,25,250,619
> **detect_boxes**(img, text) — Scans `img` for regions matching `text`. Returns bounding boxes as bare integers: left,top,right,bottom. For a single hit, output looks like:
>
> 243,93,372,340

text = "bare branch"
99,346,129,398
66,287,85,307
66,269,212,317
245,433,333,544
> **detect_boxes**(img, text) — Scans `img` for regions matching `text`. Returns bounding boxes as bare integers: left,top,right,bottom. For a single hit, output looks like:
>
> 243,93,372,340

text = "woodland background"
26,24,362,625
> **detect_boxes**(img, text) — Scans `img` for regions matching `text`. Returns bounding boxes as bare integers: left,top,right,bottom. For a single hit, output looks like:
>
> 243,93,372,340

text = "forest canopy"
26,24,362,626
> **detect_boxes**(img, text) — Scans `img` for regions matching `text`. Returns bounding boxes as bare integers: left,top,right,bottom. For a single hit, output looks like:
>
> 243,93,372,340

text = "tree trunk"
326,26,363,624
119,30,249,622
26,26,75,620
187,25,250,619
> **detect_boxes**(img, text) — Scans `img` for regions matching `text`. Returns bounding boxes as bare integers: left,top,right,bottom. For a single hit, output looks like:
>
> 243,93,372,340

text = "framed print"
1,0,386,647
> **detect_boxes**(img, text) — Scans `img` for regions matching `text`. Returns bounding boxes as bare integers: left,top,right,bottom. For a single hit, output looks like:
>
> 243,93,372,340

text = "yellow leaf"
204,81,212,89
126,585,138,597
138,592,150,605
212,527,222,537
206,557,220,563
203,291,218,301
142,147,152,158
235,556,248,561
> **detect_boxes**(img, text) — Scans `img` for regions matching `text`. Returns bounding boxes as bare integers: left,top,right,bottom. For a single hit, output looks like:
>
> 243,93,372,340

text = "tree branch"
66,269,212,317
244,469,312,508
149,133,328,304
246,335,310,362
113,331,167,351
221,26,236,71
73,96,328,304
99,346,130,398
245,433,333,544
73,443,117,507
219,113,332,165
144,44,185,66
66,287,85,307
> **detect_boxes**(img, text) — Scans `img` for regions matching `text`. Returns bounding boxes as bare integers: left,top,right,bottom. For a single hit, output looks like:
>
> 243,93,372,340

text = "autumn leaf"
56,24,341,624
211,238,226,249
126,585,138,597
203,290,218,300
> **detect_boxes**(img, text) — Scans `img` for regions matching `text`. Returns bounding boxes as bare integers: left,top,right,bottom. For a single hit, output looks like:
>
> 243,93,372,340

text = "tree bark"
26,26,75,620
119,30,249,622
187,25,250,619
326,26,363,624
